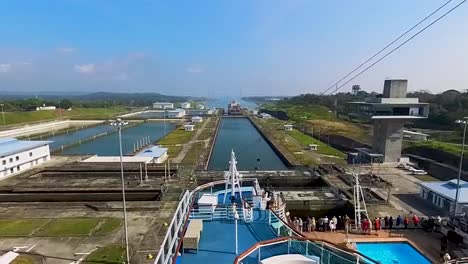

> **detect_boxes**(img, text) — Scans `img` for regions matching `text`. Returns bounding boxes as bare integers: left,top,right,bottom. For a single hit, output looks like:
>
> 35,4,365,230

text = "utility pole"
0,104,5,126
454,117,468,215
110,118,130,263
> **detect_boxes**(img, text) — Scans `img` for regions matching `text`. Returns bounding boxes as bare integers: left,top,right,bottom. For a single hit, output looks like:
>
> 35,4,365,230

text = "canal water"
208,118,287,170
61,122,176,156
46,124,115,151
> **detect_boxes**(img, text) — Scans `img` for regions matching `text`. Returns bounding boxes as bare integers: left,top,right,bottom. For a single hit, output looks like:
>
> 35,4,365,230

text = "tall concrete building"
349,79,429,162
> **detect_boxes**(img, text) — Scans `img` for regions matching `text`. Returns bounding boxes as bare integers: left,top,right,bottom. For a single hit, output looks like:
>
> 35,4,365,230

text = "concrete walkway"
171,117,211,163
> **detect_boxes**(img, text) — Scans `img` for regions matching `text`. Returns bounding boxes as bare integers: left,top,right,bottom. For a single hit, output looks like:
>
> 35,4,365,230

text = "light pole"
0,104,5,126
110,118,130,263
233,205,239,255
454,117,468,215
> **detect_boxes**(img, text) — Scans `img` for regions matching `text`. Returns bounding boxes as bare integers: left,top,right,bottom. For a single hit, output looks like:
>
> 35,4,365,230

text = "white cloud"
74,64,95,74
0,64,11,73
57,47,76,54
186,66,204,74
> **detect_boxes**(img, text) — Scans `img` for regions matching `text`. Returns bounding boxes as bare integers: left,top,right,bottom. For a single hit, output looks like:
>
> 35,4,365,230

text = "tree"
59,99,73,109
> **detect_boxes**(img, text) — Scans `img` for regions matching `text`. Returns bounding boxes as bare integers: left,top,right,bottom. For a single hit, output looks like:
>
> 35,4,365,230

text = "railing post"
320,243,324,263
288,238,291,254
306,241,308,256
356,255,360,264
268,210,271,225
258,247,261,264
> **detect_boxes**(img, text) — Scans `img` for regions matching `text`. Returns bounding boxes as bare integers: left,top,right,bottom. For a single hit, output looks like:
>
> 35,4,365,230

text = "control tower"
349,80,429,162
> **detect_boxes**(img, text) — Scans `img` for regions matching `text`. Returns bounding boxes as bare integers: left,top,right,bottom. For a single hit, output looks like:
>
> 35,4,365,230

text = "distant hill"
0,91,203,105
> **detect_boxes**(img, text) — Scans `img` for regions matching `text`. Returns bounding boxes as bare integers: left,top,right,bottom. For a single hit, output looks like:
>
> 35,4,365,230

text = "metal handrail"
233,236,380,264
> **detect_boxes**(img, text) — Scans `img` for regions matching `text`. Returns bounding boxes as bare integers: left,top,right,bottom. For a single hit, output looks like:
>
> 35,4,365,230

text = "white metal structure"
223,150,243,203
352,173,368,231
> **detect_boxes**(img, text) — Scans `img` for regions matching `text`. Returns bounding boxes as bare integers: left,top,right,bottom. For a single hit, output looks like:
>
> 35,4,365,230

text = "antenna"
353,172,369,231
223,149,243,203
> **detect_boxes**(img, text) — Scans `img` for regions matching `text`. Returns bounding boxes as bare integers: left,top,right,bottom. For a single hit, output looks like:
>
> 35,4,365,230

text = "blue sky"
0,0,467,97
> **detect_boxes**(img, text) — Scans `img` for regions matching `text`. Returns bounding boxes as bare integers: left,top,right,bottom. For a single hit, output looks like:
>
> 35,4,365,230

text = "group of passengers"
290,215,351,233
289,213,422,234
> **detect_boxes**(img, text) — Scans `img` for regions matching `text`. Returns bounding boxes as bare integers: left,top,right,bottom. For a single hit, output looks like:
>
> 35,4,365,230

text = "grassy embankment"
404,140,462,156
0,217,121,237
181,118,219,167
263,102,371,143
1,106,130,126
253,117,345,165
157,126,195,158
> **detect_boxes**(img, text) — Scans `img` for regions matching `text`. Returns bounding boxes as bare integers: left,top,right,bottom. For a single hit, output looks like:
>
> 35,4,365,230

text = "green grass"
198,128,214,140
1,107,129,126
94,218,122,235
405,140,462,156
11,256,35,264
287,129,346,158
86,245,126,264
181,142,206,165
0,219,49,236
263,102,334,121
414,175,440,182
158,128,194,145
35,218,102,236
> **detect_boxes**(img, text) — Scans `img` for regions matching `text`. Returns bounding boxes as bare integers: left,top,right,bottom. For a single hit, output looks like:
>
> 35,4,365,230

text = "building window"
1,160,5,165
10,168,13,173
29,152,33,157
15,156,19,161
9,158,13,163
16,166,20,171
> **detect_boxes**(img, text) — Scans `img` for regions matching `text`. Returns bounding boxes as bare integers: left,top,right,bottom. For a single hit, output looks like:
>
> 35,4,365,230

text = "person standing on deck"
318,218,323,231
413,214,419,228
344,215,350,234
404,216,409,229
298,218,303,233
396,215,402,229
389,216,394,230
311,217,316,232
384,216,389,229
375,217,381,231
306,216,311,232
324,216,329,232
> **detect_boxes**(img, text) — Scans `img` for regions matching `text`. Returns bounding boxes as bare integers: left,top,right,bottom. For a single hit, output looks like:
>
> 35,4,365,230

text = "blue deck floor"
179,210,290,264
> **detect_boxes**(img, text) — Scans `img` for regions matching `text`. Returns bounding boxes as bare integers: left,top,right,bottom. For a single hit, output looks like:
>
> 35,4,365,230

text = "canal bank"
60,122,177,156
207,117,289,170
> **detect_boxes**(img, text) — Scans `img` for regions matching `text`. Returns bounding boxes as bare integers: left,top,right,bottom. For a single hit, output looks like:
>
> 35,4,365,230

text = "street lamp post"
233,206,239,255
110,118,131,263
454,117,468,215
0,104,5,126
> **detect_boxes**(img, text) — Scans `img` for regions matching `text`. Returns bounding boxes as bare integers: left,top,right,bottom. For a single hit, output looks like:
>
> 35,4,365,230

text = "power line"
319,0,456,95
325,0,467,96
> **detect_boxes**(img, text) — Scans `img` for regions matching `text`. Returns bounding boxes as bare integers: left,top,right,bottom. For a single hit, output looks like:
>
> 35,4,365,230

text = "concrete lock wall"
372,119,405,162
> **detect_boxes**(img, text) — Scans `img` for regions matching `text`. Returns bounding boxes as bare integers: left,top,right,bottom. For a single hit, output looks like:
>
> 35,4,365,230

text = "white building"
153,102,174,109
0,138,51,179
191,116,203,123
184,124,195,131
198,105,205,110
36,104,56,111
181,102,191,109
260,113,272,119
284,124,293,131
308,144,318,151
419,179,468,213
136,146,168,163
166,109,186,118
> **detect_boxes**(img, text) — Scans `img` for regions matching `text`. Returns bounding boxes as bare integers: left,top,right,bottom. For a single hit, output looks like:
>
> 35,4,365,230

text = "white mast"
223,149,243,203
353,173,368,230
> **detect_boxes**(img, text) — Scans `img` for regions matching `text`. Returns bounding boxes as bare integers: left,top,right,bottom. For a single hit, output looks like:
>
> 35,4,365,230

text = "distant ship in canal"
227,100,242,115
